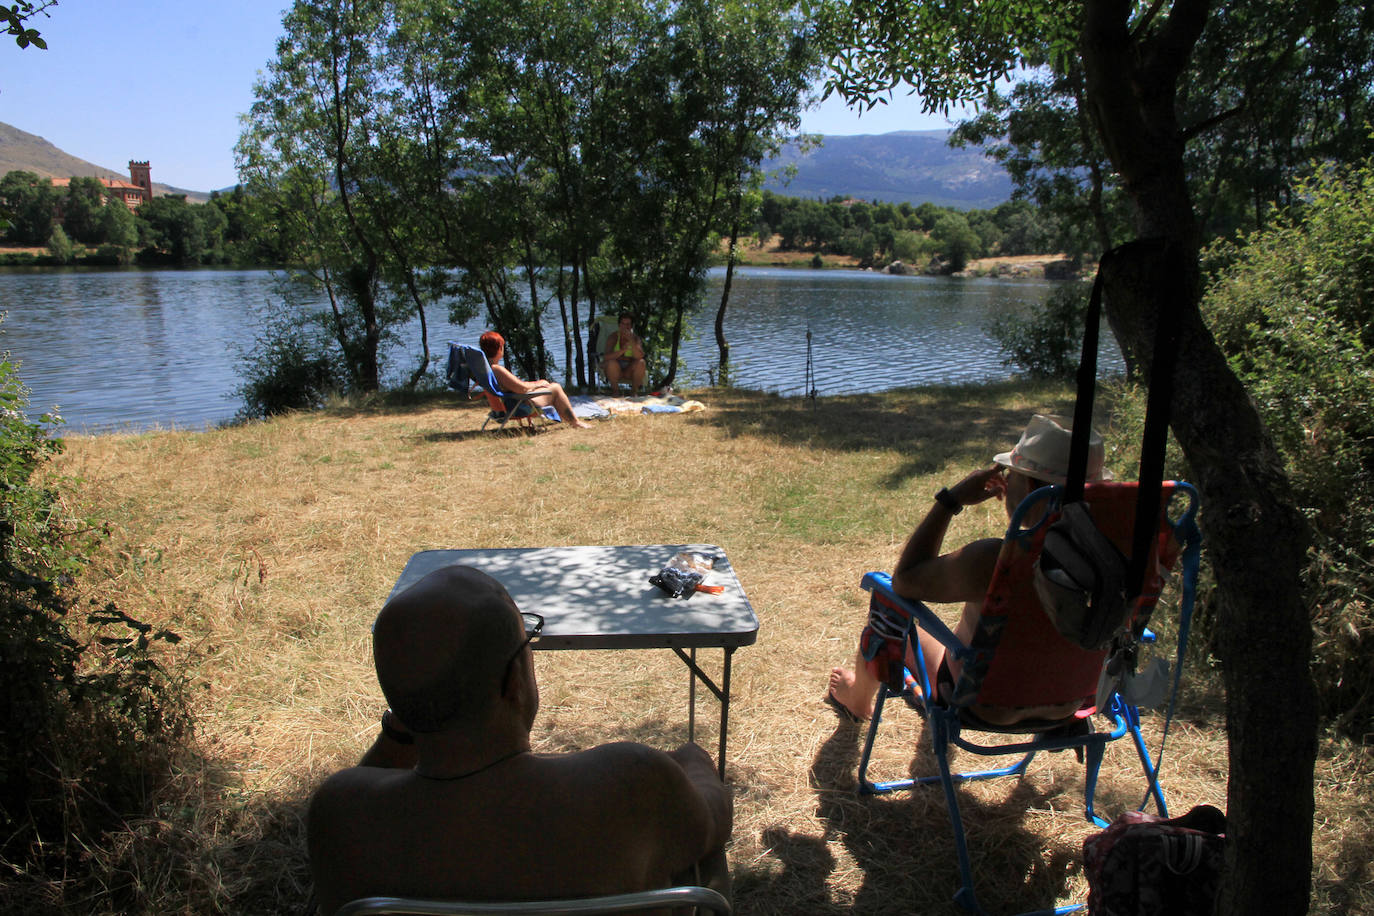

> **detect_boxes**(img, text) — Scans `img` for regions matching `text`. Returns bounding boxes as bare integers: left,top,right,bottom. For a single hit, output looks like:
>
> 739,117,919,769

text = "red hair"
479,331,504,361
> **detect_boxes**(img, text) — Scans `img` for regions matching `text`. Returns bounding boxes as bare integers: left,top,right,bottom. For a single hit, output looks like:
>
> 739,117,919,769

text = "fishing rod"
805,324,818,408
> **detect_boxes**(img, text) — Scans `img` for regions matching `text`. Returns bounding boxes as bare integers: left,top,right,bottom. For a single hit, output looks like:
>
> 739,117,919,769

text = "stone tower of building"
128,160,152,197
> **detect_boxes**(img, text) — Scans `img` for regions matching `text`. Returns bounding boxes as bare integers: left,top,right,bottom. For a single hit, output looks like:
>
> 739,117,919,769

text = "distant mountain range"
2,120,1012,212
0,122,210,203
761,130,1012,210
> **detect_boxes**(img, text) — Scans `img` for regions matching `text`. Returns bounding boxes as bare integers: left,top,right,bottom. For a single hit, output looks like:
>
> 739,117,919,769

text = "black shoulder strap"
1065,266,1107,505
1127,240,1186,601
1066,239,1186,600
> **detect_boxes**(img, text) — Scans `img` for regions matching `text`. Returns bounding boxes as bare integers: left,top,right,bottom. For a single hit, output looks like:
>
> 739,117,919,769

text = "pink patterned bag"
1083,804,1226,915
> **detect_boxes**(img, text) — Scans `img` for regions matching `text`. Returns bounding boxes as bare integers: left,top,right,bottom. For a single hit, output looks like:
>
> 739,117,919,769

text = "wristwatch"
380,708,414,745
934,487,963,514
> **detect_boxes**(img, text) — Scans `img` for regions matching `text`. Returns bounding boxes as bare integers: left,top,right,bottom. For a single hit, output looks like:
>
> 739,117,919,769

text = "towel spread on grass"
569,394,705,420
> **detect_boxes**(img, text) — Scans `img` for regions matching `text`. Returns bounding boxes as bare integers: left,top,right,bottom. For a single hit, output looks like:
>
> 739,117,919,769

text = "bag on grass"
1083,804,1226,916
1034,500,1132,650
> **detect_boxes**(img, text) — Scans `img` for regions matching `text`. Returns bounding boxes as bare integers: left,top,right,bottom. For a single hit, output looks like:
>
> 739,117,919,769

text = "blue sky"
0,0,960,193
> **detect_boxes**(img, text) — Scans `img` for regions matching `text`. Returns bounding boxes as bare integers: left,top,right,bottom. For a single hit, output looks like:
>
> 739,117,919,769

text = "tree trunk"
1081,3,1318,911
1101,248,1316,914
716,208,741,371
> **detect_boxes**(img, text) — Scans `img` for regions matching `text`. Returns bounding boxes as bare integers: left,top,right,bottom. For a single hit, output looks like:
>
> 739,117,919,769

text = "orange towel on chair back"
970,482,1182,710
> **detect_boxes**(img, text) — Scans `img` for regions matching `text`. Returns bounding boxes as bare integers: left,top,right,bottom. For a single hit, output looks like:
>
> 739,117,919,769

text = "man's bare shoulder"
545,742,678,781
308,765,402,825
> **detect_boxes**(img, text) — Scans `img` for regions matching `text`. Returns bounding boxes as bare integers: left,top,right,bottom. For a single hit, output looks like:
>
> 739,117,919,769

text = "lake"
0,266,1114,434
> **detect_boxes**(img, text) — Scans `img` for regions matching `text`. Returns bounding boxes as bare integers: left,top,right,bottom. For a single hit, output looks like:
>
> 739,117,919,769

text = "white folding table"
389,544,760,778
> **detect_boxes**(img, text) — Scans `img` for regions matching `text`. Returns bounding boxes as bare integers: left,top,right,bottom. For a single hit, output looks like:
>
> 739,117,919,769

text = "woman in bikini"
601,313,647,395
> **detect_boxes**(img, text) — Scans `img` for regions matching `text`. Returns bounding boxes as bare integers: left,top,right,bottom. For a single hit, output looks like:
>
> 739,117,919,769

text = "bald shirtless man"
307,566,732,915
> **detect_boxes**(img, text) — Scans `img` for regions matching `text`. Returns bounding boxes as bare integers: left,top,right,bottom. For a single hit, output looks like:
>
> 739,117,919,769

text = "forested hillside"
762,129,1011,208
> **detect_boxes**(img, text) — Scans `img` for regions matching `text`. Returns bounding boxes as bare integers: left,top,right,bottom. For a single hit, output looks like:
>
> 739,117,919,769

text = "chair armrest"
336,885,731,915
860,571,968,658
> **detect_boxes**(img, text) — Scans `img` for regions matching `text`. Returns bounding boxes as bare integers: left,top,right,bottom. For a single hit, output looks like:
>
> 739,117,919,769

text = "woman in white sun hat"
827,414,1110,725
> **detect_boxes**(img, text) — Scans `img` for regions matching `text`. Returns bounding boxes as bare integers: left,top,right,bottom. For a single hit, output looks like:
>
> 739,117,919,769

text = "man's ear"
501,649,530,700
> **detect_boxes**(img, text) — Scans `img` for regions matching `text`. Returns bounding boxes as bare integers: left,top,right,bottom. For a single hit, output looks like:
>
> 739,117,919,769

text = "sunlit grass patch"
39,382,1370,914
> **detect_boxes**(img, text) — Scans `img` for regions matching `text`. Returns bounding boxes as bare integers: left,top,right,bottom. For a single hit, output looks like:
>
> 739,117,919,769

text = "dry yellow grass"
49,384,1374,914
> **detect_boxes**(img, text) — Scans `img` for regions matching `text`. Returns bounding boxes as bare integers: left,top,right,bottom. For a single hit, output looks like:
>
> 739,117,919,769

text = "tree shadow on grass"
420,426,551,444
691,382,1078,489
758,715,1083,916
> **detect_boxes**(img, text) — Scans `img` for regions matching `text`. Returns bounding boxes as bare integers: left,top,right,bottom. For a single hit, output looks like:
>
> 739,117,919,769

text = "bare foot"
828,667,875,721
572,419,593,429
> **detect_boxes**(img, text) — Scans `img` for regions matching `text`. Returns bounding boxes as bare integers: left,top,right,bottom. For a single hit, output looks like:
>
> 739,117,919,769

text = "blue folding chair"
855,481,1202,915
446,342,559,433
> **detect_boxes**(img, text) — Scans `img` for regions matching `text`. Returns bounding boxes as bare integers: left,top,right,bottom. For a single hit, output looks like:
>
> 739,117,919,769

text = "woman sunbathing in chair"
480,331,592,430
827,414,1111,725
601,313,647,395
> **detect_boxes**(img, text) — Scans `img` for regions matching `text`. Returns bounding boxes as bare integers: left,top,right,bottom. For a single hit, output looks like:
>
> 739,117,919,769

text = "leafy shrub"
0,331,186,903
931,212,982,271
890,229,936,265
94,242,135,266
234,312,344,420
1203,159,1374,734
988,280,1090,380
46,224,75,264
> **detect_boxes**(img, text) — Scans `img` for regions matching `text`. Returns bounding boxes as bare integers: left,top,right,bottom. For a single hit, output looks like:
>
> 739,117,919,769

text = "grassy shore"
42,383,1374,914
719,235,1075,278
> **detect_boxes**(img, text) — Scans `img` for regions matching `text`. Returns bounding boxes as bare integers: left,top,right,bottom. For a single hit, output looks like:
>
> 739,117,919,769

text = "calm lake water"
0,266,1116,434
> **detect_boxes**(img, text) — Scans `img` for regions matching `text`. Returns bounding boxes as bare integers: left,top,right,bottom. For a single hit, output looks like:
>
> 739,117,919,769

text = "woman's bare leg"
535,386,591,429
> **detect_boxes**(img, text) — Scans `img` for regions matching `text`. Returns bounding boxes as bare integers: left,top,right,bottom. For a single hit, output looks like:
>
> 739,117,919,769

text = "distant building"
51,160,152,211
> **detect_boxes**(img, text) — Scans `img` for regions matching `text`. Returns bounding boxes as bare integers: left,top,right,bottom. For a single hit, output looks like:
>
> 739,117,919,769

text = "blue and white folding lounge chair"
446,342,559,433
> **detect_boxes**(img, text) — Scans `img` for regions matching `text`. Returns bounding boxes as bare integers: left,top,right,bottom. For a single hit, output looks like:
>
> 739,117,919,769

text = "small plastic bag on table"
650,551,724,598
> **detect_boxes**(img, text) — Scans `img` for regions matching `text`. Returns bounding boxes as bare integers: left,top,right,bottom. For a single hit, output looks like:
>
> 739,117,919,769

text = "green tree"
45,223,74,264
1204,160,1374,734
1180,3,1374,239
0,170,55,244
239,0,452,393
3,0,54,50
952,66,1119,265
930,211,980,271
238,0,814,403
95,200,138,263
135,195,207,265
890,228,934,264
59,176,107,244
814,1,1329,910
402,0,815,388
209,185,279,263
990,199,1056,255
